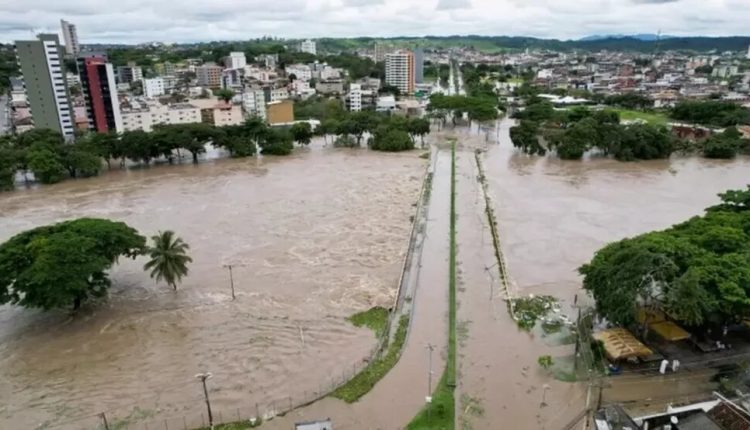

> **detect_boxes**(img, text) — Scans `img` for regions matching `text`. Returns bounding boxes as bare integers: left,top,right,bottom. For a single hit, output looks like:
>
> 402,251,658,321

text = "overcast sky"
1,0,749,44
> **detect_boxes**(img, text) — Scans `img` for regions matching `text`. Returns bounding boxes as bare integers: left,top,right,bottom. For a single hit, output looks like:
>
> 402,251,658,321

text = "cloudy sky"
1,0,749,44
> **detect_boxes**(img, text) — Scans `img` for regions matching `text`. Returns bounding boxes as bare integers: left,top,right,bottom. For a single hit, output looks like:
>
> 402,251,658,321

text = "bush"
369,128,414,152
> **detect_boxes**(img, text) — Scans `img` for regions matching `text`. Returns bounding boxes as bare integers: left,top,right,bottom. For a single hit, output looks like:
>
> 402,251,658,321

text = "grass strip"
407,141,457,430
347,306,389,338
331,315,410,403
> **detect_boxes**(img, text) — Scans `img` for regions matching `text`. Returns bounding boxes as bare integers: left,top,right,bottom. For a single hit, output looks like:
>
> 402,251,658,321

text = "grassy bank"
407,141,457,430
348,306,389,338
614,108,669,126
331,315,409,403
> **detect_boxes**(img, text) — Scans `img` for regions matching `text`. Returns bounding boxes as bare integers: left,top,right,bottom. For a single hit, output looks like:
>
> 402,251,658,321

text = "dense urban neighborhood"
2,17,750,430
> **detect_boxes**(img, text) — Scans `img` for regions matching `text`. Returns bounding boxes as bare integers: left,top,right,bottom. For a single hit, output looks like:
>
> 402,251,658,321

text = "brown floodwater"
0,142,424,429
461,118,750,425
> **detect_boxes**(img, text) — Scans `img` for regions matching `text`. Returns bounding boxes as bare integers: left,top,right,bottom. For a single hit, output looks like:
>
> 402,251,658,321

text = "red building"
77,54,123,133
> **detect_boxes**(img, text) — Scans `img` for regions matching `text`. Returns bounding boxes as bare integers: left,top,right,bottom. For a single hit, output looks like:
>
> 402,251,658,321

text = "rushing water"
0,142,424,429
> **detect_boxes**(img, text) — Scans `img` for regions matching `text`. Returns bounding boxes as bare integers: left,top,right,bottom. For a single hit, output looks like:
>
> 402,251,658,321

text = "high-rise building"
196,63,223,87
385,50,415,95
144,77,165,98
300,39,316,56
348,83,362,112
15,34,75,138
747,45,750,60
414,48,424,84
60,20,80,56
374,42,391,63
225,52,246,69
117,62,143,84
78,54,123,133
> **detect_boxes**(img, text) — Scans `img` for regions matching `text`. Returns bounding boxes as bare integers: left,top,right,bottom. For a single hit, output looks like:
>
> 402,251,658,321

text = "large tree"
143,230,193,291
0,218,146,310
580,188,750,328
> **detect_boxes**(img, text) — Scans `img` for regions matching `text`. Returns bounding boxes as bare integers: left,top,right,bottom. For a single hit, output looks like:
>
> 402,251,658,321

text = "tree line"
580,186,750,331
0,119,311,191
0,218,193,311
509,102,750,161
426,93,502,128
314,110,431,152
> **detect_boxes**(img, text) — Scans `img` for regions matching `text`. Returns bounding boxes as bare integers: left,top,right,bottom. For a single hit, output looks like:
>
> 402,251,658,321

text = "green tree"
289,122,313,146
369,126,414,152
407,117,431,148
510,120,545,155
0,218,146,310
28,147,66,184
143,230,193,291
215,88,235,103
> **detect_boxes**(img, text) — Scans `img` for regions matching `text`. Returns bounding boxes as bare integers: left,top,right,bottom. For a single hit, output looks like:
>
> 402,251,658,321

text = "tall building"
78,54,123,133
225,52,246,69
374,42,391,63
143,77,165,98
117,62,143,84
15,34,75,138
747,45,750,60
414,48,424,84
348,83,362,112
60,20,80,56
385,50,415,95
196,63,223,87
300,39,316,56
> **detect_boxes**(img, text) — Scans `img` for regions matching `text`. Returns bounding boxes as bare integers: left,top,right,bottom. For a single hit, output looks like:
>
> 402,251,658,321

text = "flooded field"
0,143,424,429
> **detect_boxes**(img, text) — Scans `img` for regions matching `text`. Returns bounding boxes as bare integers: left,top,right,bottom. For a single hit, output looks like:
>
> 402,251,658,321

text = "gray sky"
1,0,749,44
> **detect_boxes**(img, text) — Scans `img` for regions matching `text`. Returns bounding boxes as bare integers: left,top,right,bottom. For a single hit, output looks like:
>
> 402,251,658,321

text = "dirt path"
453,146,586,429
263,149,453,429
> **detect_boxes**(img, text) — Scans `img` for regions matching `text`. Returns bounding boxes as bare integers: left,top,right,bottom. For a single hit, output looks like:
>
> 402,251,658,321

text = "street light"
195,372,214,428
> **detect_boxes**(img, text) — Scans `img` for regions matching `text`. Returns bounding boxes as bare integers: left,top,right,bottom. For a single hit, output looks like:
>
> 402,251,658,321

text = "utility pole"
426,343,435,422
223,264,236,300
196,372,214,429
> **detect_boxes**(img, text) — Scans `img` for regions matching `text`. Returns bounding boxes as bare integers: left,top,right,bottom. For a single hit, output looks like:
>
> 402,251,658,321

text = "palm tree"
143,231,193,290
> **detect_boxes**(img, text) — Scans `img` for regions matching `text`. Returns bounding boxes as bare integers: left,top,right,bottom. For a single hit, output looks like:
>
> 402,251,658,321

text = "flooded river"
0,143,424,429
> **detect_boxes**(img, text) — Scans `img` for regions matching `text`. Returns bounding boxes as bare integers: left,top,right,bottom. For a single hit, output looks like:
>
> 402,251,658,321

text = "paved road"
0,95,9,135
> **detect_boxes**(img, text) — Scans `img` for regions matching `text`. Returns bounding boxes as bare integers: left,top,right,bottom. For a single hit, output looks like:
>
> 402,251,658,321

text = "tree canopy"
580,186,750,328
0,218,146,310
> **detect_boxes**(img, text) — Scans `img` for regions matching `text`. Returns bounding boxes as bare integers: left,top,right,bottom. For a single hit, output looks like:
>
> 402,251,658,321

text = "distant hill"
579,34,676,42
317,35,750,54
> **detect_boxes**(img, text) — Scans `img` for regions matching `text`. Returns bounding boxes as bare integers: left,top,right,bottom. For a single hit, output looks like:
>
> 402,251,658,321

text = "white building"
60,19,80,56
144,78,165,98
285,64,312,82
121,102,201,132
226,52,247,70
66,72,80,87
242,89,267,120
300,39,316,56
747,45,750,60
385,50,415,95
270,88,290,102
348,84,362,112
376,95,396,113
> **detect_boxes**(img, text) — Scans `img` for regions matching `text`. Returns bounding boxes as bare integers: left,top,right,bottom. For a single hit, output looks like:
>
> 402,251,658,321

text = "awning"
593,328,653,361
650,321,691,341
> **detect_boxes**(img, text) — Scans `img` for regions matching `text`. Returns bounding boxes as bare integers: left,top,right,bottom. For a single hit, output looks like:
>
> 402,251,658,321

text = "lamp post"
425,343,435,422
196,372,214,428
222,264,236,300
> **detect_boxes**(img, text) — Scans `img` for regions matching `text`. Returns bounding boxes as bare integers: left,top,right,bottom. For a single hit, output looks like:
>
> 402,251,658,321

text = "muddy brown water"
458,118,750,426
0,143,424,429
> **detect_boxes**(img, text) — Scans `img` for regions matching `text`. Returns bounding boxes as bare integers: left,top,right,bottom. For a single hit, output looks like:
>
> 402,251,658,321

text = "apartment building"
60,20,80,56
242,88,267,120
200,103,243,127
144,77,165,98
117,63,143,84
385,50,415,95
267,100,294,125
348,83,362,112
15,34,75,138
225,52,246,69
78,54,123,133
285,64,312,82
300,39,316,56
414,48,425,84
196,63,223,88
121,102,201,132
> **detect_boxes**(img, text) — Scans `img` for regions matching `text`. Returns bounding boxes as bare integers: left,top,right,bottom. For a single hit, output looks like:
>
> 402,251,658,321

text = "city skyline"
1,0,750,44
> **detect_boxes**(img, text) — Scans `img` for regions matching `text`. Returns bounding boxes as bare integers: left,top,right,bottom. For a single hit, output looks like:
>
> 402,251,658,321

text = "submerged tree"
143,231,193,291
0,218,146,310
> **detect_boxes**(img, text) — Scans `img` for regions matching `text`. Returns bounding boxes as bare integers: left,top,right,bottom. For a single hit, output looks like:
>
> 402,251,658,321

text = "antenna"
655,29,662,55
